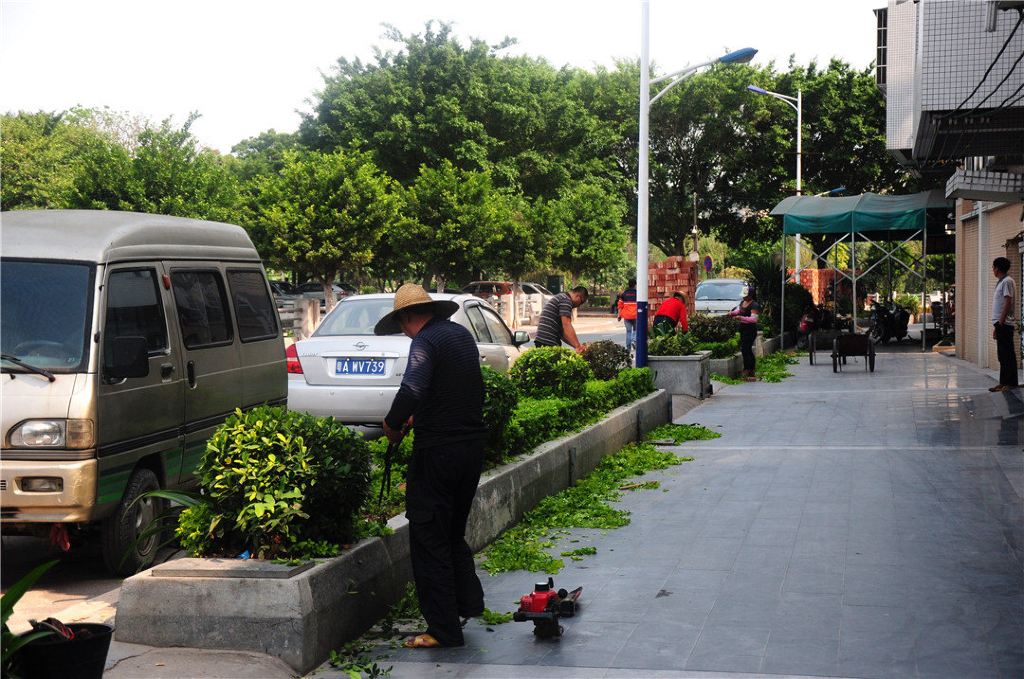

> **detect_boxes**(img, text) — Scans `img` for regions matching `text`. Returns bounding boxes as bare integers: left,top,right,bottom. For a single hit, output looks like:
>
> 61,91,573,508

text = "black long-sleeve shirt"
384,318,485,448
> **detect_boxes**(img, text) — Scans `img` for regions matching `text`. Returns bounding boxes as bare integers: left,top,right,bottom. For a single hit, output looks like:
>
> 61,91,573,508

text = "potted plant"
2,560,114,679
646,328,712,399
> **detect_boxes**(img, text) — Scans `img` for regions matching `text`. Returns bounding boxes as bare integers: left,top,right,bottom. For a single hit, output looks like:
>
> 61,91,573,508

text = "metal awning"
770,190,951,235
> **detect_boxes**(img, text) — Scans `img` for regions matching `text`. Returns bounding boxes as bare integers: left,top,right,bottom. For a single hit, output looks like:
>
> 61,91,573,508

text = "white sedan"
286,293,529,425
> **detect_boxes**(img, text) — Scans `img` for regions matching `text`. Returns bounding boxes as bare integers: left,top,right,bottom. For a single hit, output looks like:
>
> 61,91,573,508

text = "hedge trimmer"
377,439,398,511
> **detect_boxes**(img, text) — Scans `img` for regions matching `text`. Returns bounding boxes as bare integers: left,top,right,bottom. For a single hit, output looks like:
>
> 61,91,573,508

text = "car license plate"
335,358,386,376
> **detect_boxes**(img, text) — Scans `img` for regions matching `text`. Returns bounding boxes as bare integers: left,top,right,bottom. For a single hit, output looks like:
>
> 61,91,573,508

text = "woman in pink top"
729,285,760,381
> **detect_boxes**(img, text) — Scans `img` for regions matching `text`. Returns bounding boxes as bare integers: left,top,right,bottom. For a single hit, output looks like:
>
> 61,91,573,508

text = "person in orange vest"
615,279,638,351
653,292,689,334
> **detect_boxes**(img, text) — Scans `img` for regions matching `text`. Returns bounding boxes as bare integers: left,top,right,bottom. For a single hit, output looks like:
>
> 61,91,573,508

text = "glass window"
316,298,396,336
1,260,93,372
696,282,745,301
228,270,278,342
171,270,232,349
104,269,168,359
463,304,492,343
481,308,512,345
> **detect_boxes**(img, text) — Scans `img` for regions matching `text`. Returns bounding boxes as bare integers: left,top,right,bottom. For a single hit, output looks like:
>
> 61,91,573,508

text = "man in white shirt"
990,257,1018,392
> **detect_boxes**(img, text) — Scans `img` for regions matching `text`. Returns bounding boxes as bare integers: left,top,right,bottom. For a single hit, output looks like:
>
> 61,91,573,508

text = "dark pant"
740,328,756,372
406,439,485,646
995,323,1019,387
653,315,675,334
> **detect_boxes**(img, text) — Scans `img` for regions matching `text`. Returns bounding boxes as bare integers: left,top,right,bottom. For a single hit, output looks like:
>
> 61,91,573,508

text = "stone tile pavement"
316,351,1022,679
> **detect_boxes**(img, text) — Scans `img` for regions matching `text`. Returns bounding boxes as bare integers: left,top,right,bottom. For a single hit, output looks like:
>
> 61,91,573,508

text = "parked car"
694,278,747,316
269,280,302,305
463,281,549,318
287,293,530,425
298,281,356,309
519,282,555,316
1,209,286,575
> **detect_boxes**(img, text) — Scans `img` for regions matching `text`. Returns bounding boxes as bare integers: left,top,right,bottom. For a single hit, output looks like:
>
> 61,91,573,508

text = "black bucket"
14,623,114,679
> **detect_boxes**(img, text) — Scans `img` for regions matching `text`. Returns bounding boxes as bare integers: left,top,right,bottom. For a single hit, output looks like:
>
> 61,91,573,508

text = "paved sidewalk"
318,350,1022,678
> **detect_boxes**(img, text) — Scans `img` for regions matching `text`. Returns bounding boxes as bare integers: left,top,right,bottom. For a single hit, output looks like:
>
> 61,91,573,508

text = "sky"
1,0,885,154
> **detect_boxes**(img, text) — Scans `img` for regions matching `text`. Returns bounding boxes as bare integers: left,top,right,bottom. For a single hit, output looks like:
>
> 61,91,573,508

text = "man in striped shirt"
533,286,589,353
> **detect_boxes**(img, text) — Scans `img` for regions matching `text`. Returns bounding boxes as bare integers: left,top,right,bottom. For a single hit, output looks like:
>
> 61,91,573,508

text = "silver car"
694,278,747,316
287,293,529,425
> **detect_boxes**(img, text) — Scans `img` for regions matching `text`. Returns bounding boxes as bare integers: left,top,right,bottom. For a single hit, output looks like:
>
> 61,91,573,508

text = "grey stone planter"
708,353,742,378
115,389,670,674
648,350,711,399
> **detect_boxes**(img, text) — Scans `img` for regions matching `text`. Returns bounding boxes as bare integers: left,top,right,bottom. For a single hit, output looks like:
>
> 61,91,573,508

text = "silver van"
1,210,286,574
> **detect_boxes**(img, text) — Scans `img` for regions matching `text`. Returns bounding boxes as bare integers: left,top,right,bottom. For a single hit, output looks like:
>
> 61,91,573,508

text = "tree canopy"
1,23,915,289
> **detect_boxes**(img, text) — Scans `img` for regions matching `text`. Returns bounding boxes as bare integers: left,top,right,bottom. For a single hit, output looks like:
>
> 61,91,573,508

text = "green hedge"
688,314,739,343
508,346,594,399
177,406,372,559
695,335,740,359
499,367,655,459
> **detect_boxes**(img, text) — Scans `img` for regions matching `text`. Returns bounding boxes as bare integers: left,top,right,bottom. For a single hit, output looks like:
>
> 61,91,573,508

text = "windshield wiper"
1,354,56,382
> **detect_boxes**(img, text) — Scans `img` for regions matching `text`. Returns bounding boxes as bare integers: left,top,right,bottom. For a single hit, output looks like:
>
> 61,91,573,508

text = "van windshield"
1,260,94,373
696,282,745,302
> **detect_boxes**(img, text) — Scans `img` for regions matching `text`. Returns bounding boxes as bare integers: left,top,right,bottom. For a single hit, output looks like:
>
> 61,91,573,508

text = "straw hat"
374,283,459,335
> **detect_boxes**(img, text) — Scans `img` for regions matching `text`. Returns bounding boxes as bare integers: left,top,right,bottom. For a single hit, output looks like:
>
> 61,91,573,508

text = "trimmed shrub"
178,406,372,559
648,331,697,356
695,336,740,359
612,367,655,405
581,340,631,380
688,314,739,343
503,397,579,454
508,346,593,399
582,379,618,415
481,365,520,464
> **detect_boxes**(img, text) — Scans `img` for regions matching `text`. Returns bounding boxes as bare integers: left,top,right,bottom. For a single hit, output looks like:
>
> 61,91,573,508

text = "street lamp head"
719,48,758,64
747,85,769,95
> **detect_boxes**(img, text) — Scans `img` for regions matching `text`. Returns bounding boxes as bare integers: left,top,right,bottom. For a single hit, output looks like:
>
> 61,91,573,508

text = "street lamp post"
748,85,802,272
635,0,756,368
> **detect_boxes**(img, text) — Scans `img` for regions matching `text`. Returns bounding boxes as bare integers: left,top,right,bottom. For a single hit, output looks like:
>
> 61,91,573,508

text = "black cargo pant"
405,438,485,646
995,323,1019,387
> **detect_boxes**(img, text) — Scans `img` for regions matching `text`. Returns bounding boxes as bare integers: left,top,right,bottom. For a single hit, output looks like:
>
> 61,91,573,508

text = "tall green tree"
540,179,630,284
399,160,520,289
253,149,404,309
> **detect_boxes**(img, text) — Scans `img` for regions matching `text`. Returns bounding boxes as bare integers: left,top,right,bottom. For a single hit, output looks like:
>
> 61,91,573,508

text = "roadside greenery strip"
164,346,656,561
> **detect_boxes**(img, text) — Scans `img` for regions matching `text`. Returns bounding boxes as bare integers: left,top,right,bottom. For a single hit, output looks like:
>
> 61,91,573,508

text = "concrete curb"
115,390,670,674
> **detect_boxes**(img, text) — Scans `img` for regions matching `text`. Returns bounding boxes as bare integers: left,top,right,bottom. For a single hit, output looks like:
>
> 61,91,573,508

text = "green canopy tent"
770,190,953,351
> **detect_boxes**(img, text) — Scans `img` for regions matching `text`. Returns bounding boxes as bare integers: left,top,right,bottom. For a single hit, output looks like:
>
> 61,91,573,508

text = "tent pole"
851,233,858,335
780,234,786,351
922,227,928,352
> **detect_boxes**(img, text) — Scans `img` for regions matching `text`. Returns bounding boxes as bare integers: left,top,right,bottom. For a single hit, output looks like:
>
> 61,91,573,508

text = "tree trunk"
322,279,336,313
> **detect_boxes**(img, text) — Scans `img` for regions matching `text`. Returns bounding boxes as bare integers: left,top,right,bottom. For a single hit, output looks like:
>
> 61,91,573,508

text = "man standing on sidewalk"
534,286,589,353
377,284,486,648
991,257,1018,392
616,279,638,352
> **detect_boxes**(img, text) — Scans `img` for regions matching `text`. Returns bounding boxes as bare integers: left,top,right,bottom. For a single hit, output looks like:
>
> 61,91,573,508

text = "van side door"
168,265,241,484
96,265,184,507
225,268,286,408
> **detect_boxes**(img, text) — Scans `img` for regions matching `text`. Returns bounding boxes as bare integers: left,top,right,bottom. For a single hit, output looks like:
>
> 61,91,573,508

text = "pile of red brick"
648,256,699,314
790,268,847,304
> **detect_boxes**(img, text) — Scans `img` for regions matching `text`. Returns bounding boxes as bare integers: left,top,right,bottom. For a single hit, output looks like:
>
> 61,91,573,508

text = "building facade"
879,0,1024,370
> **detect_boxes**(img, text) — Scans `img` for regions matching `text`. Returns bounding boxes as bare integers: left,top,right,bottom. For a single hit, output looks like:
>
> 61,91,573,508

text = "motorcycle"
869,300,910,344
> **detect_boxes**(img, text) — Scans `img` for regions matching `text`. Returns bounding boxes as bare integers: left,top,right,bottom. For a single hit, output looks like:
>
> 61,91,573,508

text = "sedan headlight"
9,419,94,449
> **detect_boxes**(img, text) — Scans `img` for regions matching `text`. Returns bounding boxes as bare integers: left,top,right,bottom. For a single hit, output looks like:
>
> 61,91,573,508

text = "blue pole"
636,301,649,366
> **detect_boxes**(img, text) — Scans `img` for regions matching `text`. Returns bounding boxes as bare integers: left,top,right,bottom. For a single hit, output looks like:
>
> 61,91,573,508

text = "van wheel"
101,468,164,576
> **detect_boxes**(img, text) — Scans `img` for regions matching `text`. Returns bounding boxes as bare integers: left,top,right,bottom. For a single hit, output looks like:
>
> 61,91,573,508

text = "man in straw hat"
376,283,487,648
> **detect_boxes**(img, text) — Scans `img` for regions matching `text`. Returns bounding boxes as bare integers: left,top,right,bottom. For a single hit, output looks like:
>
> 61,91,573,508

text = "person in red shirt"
653,292,688,334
